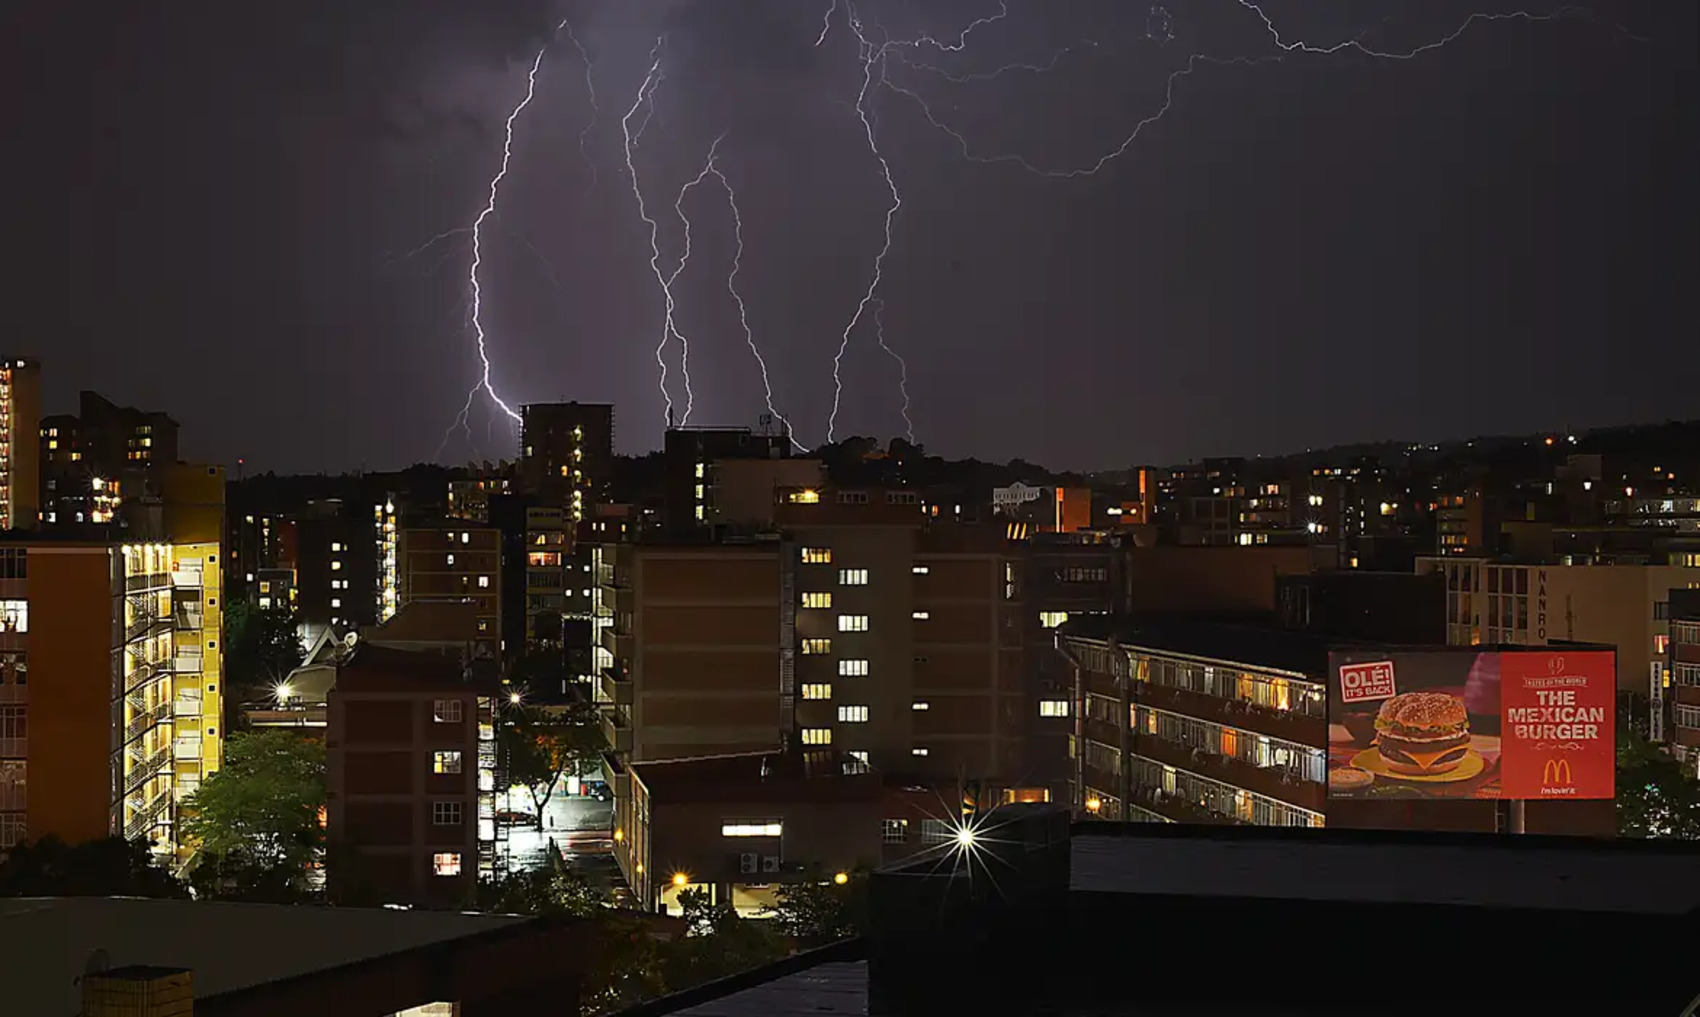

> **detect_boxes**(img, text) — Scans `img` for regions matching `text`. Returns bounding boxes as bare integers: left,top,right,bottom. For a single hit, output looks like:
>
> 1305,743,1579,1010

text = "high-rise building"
397,523,501,659
325,644,499,904
0,357,41,531
661,425,793,534
38,391,178,532
519,402,613,521
0,531,224,860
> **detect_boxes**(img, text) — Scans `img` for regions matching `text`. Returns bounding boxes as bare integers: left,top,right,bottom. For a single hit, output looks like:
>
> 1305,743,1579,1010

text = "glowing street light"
833,871,849,885
672,872,689,888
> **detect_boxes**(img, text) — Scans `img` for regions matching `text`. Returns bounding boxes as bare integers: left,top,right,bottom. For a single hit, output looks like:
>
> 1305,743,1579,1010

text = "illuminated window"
801,547,832,564
801,592,832,609
432,801,463,825
1039,611,1069,629
838,705,869,723
911,747,929,757
330,598,341,609
912,701,929,711
883,819,909,843
461,533,471,545
330,542,342,552
839,568,868,586
911,611,929,620
802,684,833,700
694,462,705,479
478,576,490,588
801,638,832,655
721,821,783,837
433,852,462,876
446,553,456,566
802,727,832,745
1039,700,1070,718
432,699,463,723
912,566,929,575
839,659,869,677
1654,634,1669,654
330,561,342,571
838,615,869,632
433,750,462,774
0,601,26,634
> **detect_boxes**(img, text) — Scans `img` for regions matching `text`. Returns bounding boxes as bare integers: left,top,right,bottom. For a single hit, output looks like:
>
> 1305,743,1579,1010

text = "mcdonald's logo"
1542,758,1573,785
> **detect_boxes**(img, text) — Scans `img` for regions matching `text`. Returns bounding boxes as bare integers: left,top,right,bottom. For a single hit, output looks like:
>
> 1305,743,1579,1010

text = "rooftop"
0,897,528,1016
630,751,879,805
336,642,497,692
1059,614,1334,676
364,599,481,646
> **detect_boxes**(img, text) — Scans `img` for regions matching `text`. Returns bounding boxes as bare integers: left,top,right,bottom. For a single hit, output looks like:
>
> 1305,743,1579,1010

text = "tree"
1617,727,1700,839
766,872,869,947
225,600,305,694
501,701,605,827
181,730,325,897
659,888,789,991
0,836,183,898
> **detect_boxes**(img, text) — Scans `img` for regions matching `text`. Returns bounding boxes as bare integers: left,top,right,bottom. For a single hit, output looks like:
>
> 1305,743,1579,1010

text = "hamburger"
1373,692,1471,776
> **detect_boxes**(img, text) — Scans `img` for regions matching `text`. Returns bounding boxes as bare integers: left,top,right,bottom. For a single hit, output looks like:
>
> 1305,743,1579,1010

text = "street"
499,785,614,873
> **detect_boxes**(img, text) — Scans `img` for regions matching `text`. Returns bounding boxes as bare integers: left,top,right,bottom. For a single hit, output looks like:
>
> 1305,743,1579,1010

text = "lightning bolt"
561,19,599,193
437,27,565,459
879,3,1647,179
622,39,702,428
706,151,803,451
872,298,912,443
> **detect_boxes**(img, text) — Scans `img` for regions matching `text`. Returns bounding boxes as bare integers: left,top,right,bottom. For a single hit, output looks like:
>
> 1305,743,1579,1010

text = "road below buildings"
499,786,614,873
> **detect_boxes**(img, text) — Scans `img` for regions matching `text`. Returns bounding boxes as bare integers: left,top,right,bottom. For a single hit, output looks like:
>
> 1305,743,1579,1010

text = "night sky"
32,1,1700,471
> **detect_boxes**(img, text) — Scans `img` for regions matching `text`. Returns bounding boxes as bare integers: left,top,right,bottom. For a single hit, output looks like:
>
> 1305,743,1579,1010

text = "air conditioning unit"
761,855,780,874
739,853,759,875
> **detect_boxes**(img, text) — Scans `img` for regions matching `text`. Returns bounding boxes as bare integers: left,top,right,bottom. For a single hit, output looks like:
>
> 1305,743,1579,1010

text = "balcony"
123,746,172,796
124,701,174,742
173,608,204,632
124,660,170,696
602,709,632,755
1132,733,1324,814
174,654,204,674
170,569,203,589
598,667,632,706
125,614,170,644
124,572,170,594
1139,682,1326,748
174,697,202,718
124,789,172,840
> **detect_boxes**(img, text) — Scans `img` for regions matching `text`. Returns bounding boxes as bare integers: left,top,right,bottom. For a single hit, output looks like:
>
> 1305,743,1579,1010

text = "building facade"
520,402,613,522
325,645,498,905
397,523,501,658
1,357,41,531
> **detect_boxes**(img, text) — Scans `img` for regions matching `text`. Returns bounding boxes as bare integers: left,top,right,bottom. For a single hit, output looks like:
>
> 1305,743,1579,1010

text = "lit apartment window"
838,615,869,632
461,533,471,544
802,684,833,700
721,822,783,837
433,699,464,723
0,601,27,633
911,747,929,757
446,554,456,566
839,659,869,677
478,576,490,588
330,561,342,571
695,462,705,479
330,598,341,609
883,819,909,844
1654,634,1669,654
1039,700,1070,718
801,639,832,655
801,547,832,564
433,750,462,774
839,568,868,586
330,542,342,552
912,611,930,620
433,852,462,876
838,705,869,723
802,727,832,745
1039,611,1069,629
433,801,463,825
801,592,832,609
912,566,929,575
912,701,930,711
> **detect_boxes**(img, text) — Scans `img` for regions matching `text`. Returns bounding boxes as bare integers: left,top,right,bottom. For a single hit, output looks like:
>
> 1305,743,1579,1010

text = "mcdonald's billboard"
1326,648,1615,801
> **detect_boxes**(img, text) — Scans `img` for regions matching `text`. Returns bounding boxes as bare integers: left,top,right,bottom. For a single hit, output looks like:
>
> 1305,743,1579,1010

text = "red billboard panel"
1326,648,1614,801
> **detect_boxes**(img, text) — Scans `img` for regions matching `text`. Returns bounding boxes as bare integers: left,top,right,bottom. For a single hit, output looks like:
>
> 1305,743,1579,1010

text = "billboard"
1327,648,1614,800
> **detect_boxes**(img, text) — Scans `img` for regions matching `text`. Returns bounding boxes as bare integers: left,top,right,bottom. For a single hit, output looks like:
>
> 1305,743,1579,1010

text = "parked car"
495,809,536,826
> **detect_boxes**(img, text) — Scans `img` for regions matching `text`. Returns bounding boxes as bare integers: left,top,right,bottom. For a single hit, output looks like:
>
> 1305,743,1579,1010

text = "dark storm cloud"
25,0,1698,473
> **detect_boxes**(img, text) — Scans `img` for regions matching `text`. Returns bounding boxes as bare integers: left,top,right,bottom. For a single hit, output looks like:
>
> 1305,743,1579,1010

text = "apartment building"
0,536,223,859
595,540,785,772
521,505,569,644
1,357,40,531
1665,589,1700,775
397,523,501,658
325,644,499,905
661,425,794,533
1416,557,1700,693
1059,617,1613,836
778,488,1031,792
519,402,613,521
39,390,178,532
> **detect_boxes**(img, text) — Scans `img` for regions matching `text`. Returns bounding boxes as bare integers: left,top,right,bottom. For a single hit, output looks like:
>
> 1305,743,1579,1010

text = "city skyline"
35,0,1700,472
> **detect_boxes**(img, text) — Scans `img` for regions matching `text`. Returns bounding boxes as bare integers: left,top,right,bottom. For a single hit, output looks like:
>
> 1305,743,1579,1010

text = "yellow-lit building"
0,464,224,860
